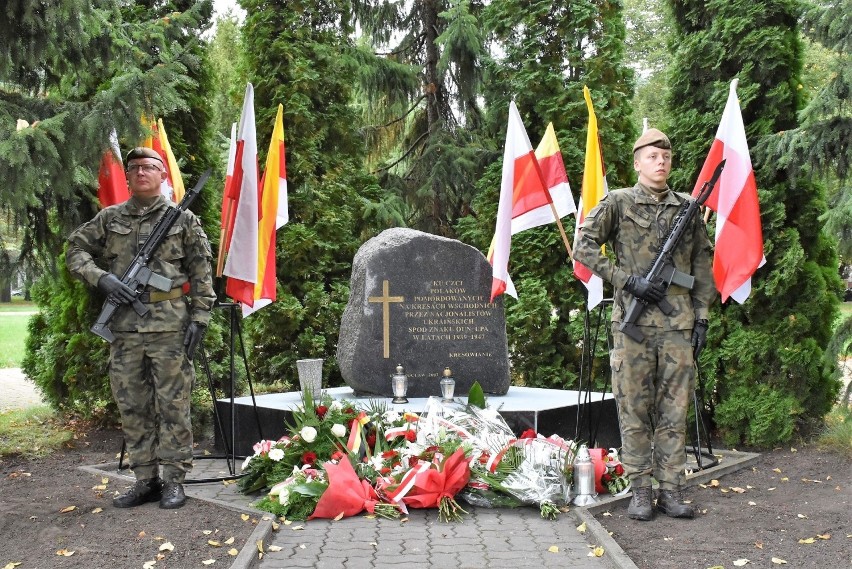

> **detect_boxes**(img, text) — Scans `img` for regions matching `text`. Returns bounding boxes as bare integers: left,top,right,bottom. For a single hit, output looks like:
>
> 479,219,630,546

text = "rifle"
618,160,725,343
91,169,212,342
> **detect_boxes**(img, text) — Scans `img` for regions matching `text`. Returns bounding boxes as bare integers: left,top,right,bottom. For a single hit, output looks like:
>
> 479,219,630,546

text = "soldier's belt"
139,287,185,303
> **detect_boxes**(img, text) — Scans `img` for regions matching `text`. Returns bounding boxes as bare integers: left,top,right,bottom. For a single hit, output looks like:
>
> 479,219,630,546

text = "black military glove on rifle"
97,273,136,305
692,319,709,359
183,322,207,361
624,275,666,303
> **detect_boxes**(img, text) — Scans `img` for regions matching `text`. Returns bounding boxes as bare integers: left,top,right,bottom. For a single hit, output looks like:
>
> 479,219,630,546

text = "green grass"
0,406,73,458
819,404,852,457
0,312,31,368
840,301,852,319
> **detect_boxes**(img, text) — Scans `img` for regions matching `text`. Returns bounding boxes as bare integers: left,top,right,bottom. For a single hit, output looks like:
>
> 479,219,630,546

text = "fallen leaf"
746,485,754,489
797,514,808,519
139,531,146,538
202,560,215,566
771,557,787,564
334,512,345,521
370,542,378,546
282,519,292,526
92,484,107,490
781,477,789,482
817,534,831,540
709,479,720,487
208,540,221,547
707,566,724,569
755,541,764,549
731,487,746,493
224,537,235,545
241,514,250,521
772,468,782,473
364,514,376,519
699,483,708,489
101,477,110,484
576,522,587,533
3,563,22,569
720,488,730,493
268,545,283,552
256,539,264,554
592,546,604,557
790,447,797,452
299,544,306,549
602,511,612,517
733,559,750,566
159,542,174,552
798,537,815,544
548,546,559,553
203,530,213,535
91,507,103,514
768,487,776,491
271,521,279,531
748,501,757,506
142,561,156,569
228,548,239,556
400,517,409,522
292,525,304,531
56,549,75,557
826,475,831,480
59,506,76,513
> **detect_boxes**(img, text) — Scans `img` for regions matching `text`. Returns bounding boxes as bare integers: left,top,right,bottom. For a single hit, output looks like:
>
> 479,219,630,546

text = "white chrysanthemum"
268,448,285,462
330,400,343,410
300,426,318,443
241,455,253,470
383,410,401,423
331,423,347,438
369,455,384,470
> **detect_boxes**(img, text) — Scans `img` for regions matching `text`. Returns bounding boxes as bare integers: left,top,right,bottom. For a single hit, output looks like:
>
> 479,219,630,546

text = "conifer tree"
351,0,490,235
665,0,842,446
236,0,393,386
3,0,218,418
457,0,636,390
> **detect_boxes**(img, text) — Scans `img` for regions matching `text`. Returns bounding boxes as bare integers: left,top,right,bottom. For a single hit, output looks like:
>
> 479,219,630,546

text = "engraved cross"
368,280,404,359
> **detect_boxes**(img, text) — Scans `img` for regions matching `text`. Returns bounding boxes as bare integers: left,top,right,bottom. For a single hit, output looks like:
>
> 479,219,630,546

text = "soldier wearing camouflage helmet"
573,129,716,521
66,147,215,509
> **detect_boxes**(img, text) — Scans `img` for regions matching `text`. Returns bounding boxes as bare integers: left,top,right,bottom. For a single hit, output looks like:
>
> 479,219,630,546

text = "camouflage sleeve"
572,195,631,289
182,213,216,325
689,215,717,320
66,212,110,289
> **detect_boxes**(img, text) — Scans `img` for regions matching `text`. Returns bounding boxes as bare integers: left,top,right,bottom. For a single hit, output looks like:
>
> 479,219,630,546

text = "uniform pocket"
158,225,186,262
610,354,623,373
105,219,132,260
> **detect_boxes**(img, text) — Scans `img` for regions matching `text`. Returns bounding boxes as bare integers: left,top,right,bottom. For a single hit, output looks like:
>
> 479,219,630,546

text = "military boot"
113,478,163,508
159,482,187,509
627,486,653,521
657,489,694,519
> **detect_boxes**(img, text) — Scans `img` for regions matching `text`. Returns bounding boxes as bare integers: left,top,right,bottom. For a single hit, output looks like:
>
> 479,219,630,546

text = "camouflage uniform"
573,183,716,490
66,195,215,483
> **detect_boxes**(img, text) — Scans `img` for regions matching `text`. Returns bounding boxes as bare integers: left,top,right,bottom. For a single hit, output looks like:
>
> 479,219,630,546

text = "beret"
125,147,164,164
632,128,671,153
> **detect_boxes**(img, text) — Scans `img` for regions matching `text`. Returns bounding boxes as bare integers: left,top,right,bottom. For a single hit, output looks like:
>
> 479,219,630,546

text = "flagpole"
216,200,234,276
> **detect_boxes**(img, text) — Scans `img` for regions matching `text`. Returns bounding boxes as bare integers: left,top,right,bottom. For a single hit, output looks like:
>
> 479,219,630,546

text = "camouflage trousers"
610,325,694,490
110,331,195,483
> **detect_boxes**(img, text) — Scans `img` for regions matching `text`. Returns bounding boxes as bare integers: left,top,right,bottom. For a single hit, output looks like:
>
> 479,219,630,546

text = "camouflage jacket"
573,183,716,330
66,195,215,332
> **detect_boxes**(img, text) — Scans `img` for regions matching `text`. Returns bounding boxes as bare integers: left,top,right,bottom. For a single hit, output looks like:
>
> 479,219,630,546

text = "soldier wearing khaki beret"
66,147,215,509
574,129,716,521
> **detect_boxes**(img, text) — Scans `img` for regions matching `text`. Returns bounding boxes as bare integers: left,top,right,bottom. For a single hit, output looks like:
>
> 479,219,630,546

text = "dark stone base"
214,387,621,458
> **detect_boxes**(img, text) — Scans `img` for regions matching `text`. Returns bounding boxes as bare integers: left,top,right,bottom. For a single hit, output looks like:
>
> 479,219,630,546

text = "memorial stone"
337,228,510,397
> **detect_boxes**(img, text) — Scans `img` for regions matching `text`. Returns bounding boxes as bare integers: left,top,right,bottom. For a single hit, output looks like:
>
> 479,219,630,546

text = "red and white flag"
487,102,555,301
692,79,764,303
573,86,607,309
222,83,260,307
97,129,129,207
242,103,289,316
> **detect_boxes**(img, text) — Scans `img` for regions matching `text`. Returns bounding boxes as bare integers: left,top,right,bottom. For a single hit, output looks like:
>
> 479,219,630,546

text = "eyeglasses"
126,163,163,174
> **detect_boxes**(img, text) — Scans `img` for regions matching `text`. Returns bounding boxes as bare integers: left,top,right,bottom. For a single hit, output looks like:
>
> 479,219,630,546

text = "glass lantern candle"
440,367,455,402
391,363,408,404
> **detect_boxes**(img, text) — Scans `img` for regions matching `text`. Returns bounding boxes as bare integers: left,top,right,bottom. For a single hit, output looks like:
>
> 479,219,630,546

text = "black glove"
692,319,709,359
183,322,207,361
97,273,136,304
624,275,666,303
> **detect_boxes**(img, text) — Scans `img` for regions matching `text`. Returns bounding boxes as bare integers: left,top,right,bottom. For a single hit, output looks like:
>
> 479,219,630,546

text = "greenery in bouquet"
600,448,630,495
254,464,328,520
238,391,363,494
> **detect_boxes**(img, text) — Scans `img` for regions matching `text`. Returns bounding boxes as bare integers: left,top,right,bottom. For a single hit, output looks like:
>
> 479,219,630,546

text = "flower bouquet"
254,464,327,519
600,448,631,496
